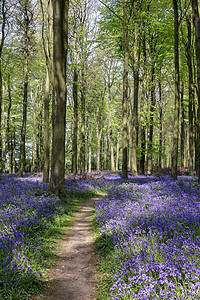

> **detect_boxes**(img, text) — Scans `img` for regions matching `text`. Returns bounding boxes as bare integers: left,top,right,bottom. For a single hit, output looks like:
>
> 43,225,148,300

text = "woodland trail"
43,196,103,300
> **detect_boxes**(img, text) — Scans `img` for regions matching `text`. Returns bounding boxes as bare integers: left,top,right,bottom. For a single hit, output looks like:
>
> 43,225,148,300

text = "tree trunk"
43,68,50,181
131,18,139,176
96,90,104,172
182,13,195,175
12,118,16,173
147,34,157,174
7,76,12,174
88,120,92,173
31,87,38,172
191,0,200,182
139,22,147,175
40,0,52,182
80,65,86,174
180,83,185,168
49,0,68,195
172,0,180,179
72,66,78,176
116,132,119,171
0,0,6,172
39,106,43,172
122,0,129,179
96,131,101,172
2,86,5,172
18,1,29,177
108,83,115,172
158,76,163,169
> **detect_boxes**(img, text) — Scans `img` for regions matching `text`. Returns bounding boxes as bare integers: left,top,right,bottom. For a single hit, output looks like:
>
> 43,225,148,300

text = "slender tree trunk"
43,68,50,181
180,83,185,168
122,0,129,179
182,14,194,175
131,20,139,176
0,0,6,172
12,118,16,173
158,76,163,169
139,23,147,175
39,107,43,172
147,35,156,174
7,76,12,174
2,86,5,172
0,65,3,172
105,131,109,170
85,127,88,172
49,0,68,195
88,120,92,172
31,87,38,172
72,66,78,176
96,90,104,172
147,68,155,174
140,126,146,174
172,0,180,179
18,1,29,177
108,83,115,172
116,132,119,171
96,130,101,172
191,0,200,182
80,65,86,174
36,110,40,172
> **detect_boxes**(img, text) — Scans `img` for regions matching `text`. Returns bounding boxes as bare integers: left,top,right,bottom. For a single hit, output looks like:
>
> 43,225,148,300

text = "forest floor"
41,195,103,300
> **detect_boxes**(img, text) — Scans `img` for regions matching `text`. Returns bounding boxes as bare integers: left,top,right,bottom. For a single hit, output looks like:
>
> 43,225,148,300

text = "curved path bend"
44,196,103,300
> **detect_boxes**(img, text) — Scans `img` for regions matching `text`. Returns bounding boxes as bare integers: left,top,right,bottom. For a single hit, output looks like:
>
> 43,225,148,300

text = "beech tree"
172,0,180,180
0,0,199,182
0,0,6,172
17,0,35,177
191,0,200,182
122,0,129,179
49,0,69,195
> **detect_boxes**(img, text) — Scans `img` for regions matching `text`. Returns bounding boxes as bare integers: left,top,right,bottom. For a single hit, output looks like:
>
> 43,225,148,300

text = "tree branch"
98,0,122,21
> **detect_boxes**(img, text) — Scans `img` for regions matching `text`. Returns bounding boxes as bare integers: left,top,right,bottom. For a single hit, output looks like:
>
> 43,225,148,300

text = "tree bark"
191,0,200,182
49,0,68,195
39,0,52,182
7,76,12,174
96,92,104,172
88,119,92,172
147,34,157,174
139,22,147,175
18,0,29,177
80,65,86,174
172,0,180,179
116,132,119,171
158,76,163,169
108,81,115,172
72,66,78,176
2,85,5,172
0,0,6,172
181,13,194,175
12,118,16,173
43,68,50,180
122,0,129,179
180,83,185,168
131,5,139,176
72,21,79,176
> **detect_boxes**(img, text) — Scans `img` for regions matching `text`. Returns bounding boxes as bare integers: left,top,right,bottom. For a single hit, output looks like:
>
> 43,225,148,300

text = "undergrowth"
0,175,98,300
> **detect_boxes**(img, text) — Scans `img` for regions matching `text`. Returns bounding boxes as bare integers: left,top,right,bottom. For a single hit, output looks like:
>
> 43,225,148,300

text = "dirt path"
44,196,102,300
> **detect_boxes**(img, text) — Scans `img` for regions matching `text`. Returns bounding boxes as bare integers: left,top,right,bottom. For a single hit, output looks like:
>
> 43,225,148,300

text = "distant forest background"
0,0,200,192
